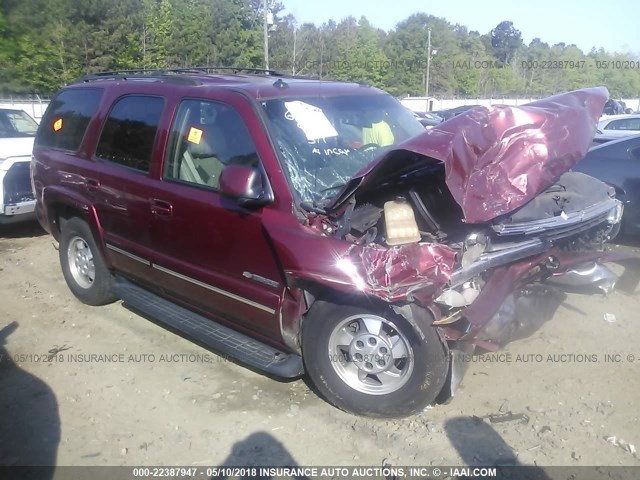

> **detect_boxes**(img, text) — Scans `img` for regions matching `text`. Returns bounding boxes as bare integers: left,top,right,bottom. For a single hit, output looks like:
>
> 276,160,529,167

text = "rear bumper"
0,158,35,224
0,200,36,224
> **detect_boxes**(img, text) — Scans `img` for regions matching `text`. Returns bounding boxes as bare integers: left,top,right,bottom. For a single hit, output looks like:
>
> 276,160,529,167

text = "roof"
70,68,385,100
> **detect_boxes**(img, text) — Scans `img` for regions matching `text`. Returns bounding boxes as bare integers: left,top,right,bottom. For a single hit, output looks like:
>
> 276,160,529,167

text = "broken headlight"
607,202,624,224
461,233,490,267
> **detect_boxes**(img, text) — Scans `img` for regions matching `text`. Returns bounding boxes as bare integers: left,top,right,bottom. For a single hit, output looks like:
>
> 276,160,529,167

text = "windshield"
0,110,39,138
261,94,424,205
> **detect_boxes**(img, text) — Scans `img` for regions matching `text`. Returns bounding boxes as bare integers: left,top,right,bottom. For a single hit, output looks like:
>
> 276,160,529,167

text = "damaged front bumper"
545,261,618,294
426,193,625,401
434,247,638,402
447,248,630,349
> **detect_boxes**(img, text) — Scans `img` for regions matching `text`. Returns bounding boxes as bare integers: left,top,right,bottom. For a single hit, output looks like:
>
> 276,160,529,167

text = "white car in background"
596,114,640,139
0,108,38,224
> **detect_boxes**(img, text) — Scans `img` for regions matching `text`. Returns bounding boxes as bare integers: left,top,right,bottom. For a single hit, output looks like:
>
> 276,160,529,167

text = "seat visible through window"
164,99,262,190
178,108,226,187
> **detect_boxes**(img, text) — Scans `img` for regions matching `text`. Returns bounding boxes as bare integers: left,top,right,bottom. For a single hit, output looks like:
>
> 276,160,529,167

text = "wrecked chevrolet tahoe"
32,68,624,417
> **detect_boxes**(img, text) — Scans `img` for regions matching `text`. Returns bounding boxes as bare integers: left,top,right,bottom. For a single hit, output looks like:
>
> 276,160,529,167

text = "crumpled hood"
327,87,608,224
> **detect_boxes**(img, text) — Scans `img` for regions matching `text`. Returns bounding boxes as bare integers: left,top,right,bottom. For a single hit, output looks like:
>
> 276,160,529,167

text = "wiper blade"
319,183,347,194
300,201,327,215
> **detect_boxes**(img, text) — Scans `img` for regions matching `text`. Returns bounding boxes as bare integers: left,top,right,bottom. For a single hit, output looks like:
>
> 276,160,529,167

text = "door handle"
85,178,100,192
151,199,173,216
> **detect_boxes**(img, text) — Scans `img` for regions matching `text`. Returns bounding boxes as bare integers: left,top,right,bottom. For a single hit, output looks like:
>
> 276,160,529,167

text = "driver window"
164,99,260,189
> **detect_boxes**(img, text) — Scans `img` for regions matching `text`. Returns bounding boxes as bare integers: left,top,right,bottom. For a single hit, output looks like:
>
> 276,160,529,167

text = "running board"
111,277,304,378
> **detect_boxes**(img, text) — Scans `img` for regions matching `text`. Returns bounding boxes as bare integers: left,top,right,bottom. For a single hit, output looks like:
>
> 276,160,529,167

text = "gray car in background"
574,134,640,236
596,114,640,139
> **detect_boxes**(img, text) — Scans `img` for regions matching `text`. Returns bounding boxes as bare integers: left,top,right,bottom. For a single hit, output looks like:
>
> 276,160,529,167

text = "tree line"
1,0,639,98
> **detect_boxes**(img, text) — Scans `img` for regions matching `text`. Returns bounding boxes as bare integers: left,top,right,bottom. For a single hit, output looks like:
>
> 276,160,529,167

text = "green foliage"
143,0,173,69
490,21,523,65
324,17,388,87
1,2,639,99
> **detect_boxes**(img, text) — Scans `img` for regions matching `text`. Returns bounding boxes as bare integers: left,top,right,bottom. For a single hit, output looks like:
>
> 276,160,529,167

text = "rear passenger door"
147,94,286,340
90,95,165,285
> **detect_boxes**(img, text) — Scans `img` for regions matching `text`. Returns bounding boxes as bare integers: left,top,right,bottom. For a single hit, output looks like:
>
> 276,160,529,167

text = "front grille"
541,212,612,242
3,162,34,204
492,198,619,241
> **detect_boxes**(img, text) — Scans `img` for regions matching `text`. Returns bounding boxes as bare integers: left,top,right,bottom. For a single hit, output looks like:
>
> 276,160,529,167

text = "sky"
281,0,640,55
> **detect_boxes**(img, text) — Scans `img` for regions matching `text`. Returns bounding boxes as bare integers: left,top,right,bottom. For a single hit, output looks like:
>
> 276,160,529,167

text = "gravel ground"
0,222,639,473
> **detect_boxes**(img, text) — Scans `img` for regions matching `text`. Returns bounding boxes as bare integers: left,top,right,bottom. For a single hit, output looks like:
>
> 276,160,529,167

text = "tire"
59,217,116,306
302,300,449,418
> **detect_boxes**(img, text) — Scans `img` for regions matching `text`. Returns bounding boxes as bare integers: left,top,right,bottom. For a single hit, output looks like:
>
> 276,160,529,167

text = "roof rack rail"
75,66,285,84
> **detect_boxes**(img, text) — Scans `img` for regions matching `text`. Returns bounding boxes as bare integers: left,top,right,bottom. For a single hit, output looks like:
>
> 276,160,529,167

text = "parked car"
32,73,625,417
602,99,626,116
591,129,618,146
431,105,481,121
412,111,443,128
574,134,640,236
0,108,38,224
596,114,640,139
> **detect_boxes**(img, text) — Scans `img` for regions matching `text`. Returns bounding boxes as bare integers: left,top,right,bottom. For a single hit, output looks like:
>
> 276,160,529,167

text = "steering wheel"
357,143,380,152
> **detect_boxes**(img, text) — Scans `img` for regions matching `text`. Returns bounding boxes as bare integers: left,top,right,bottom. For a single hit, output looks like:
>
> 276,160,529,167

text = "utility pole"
425,28,431,98
292,26,297,75
263,0,269,70
319,36,324,78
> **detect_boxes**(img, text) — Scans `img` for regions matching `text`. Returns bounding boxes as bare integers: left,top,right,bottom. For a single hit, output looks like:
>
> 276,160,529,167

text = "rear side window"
606,118,640,130
36,88,103,150
96,95,164,173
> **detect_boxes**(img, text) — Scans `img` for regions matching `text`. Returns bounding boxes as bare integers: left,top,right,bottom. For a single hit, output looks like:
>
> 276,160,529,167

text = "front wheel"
59,217,116,306
302,300,449,417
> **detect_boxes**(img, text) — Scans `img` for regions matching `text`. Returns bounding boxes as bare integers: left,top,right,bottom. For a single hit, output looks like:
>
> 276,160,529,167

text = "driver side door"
148,94,285,340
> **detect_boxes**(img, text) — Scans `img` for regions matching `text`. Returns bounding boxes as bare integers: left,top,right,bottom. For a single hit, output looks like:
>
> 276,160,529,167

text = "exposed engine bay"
339,160,620,253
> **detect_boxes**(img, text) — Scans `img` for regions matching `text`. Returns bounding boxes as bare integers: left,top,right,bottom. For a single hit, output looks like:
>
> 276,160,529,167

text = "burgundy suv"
32,69,626,417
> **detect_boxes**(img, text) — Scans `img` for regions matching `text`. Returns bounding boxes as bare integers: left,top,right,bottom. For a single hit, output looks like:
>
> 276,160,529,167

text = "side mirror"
219,165,269,206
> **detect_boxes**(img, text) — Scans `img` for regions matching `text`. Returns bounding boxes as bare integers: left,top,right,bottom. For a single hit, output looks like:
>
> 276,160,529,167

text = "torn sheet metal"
263,212,457,303
327,87,609,223
339,242,458,302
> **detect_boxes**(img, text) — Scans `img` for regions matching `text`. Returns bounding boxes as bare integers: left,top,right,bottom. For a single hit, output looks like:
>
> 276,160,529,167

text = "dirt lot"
1,222,639,471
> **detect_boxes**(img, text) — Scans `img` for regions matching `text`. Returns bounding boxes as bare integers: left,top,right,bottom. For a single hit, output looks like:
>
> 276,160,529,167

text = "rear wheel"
59,217,116,306
303,300,449,417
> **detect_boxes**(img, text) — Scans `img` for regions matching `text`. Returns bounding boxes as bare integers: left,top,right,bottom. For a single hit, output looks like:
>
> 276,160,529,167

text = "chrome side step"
111,277,304,379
